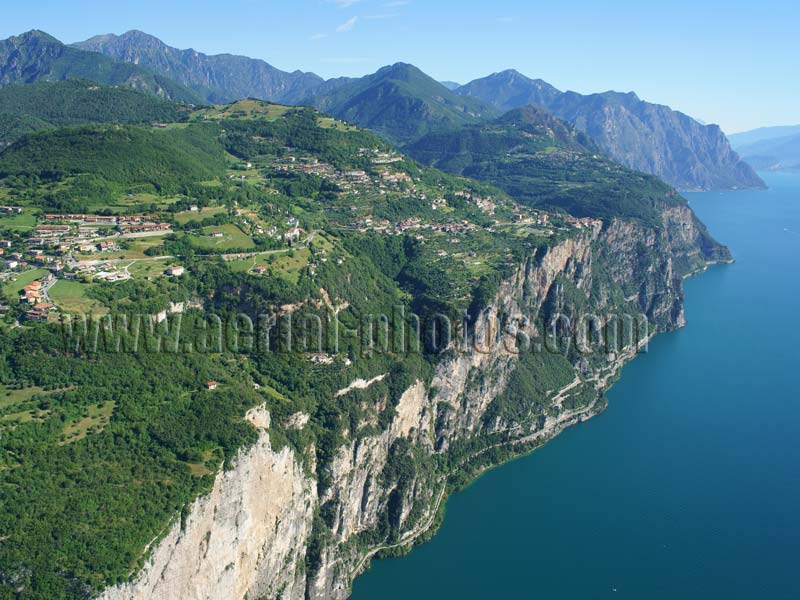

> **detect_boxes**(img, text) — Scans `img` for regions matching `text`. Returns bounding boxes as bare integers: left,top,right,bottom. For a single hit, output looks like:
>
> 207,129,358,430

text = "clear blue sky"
2,0,797,133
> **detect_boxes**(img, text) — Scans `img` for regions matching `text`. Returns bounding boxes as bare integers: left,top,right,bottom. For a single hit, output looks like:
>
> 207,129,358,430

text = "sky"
1,0,798,133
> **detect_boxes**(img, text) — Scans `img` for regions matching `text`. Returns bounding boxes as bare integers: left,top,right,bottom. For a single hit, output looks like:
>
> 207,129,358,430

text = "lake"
351,172,800,599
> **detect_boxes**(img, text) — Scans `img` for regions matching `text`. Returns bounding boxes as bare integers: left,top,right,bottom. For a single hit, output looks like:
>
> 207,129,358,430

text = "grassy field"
78,235,170,261
187,224,255,251
0,212,37,231
224,251,279,273
0,385,57,427
174,206,227,224
317,116,358,131
60,401,116,445
2,268,49,301
225,247,311,283
194,99,294,122
126,258,174,279
271,248,311,285
49,280,107,315
0,385,47,409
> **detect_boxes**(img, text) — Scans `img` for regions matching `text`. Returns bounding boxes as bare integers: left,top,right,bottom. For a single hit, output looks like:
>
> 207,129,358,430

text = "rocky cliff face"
456,70,765,192
99,209,729,600
0,31,200,103
548,91,765,191
99,427,315,600
74,31,324,105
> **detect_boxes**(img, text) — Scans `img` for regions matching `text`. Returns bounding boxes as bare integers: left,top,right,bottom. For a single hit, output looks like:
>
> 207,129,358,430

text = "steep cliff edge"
98,205,729,600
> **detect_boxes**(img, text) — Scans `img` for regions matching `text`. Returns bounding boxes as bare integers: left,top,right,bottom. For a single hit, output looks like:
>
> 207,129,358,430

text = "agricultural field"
193,99,295,122
270,248,311,284
317,116,357,131
126,257,176,279
0,211,37,231
186,223,255,251
48,280,107,315
173,205,227,224
74,235,169,261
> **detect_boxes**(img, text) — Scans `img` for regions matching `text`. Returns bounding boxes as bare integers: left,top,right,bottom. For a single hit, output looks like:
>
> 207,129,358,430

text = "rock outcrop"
99,208,730,600
456,70,765,191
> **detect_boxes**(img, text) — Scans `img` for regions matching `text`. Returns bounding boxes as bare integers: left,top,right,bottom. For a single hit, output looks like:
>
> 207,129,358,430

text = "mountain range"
298,63,499,145
730,131,800,172
728,125,800,172
0,30,200,103
407,105,675,223
456,70,764,191
74,30,323,105
0,29,764,192
728,124,800,148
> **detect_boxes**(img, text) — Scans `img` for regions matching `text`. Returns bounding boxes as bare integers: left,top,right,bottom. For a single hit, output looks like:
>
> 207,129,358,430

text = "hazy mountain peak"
74,30,323,105
11,29,60,43
0,30,201,103
374,62,428,81
457,71,763,191
457,70,562,112
491,68,530,81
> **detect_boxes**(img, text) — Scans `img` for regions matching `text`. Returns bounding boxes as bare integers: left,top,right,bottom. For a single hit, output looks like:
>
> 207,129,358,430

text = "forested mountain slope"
457,70,765,191
0,30,200,104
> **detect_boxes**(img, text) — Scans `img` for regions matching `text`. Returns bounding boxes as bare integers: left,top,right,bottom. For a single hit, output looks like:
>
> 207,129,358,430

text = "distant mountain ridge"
407,105,677,222
5,29,765,191
298,63,499,145
728,124,800,149
74,30,324,105
732,131,800,172
457,69,562,111
0,30,200,104
456,70,764,191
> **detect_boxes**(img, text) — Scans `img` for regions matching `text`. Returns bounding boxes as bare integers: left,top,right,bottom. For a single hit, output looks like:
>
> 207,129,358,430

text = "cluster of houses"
0,211,175,290
357,148,403,165
275,157,335,178
16,275,57,321
511,207,551,227
351,215,477,238
43,213,157,225
120,222,171,234
565,215,603,230
70,262,131,282
41,214,171,236
2,249,64,273
273,154,414,195
453,190,498,215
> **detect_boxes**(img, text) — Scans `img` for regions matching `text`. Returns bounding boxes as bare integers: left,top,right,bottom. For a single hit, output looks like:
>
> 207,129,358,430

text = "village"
0,136,604,325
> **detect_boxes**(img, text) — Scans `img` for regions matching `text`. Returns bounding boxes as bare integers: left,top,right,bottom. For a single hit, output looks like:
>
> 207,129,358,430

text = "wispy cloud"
384,0,410,6
496,16,513,23
310,33,329,40
330,0,360,7
336,16,359,33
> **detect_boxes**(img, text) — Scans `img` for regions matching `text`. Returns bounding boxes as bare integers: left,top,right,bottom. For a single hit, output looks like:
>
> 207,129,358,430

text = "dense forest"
0,80,191,146
0,87,696,598
407,108,685,225
0,123,225,197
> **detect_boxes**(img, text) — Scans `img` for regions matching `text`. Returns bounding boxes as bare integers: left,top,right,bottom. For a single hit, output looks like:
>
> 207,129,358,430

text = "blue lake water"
351,172,800,599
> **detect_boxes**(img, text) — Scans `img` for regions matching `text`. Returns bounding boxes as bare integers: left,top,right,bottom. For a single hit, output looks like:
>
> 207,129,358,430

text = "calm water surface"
351,172,800,599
